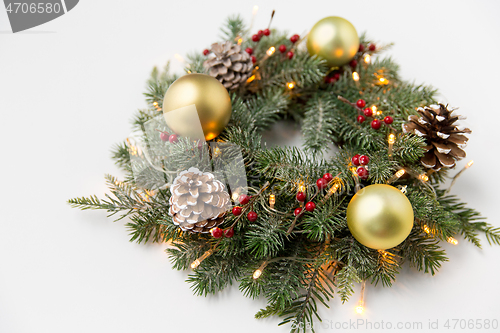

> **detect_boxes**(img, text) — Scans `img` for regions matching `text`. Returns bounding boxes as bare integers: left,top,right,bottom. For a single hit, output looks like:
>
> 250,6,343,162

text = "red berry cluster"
292,172,333,216
352,154,370,179
324,72,341,85
278,34,299,60
354,99,394,130
251,28,271,42
246,31,299,63
159,131,178,143
231,194,258,222
210,227,234,238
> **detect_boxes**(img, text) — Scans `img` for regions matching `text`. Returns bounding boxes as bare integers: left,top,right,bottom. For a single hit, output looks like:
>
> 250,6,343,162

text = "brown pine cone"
203,41,253,90
402,104,471,170
168,168,230,233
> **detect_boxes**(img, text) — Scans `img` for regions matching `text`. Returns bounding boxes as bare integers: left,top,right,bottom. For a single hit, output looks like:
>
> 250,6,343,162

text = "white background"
1,1,500,332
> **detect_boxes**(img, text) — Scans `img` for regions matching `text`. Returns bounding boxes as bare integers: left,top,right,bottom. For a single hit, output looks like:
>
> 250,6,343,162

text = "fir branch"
302,94,337,153
399,228,448,275
186,254,243,296
335,265,361,303
370,250,399,287
219,14,246,42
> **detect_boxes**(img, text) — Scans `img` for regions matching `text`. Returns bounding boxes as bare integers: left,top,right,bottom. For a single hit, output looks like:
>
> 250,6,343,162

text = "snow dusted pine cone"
402,104,471,170
203,41,253,90
169,168,231,233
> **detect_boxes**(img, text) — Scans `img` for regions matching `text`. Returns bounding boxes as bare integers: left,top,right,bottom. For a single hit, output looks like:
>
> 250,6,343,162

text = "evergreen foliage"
69,15,498,332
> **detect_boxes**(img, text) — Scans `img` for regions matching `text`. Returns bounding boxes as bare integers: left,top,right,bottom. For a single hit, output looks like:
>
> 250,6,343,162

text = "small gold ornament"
346,184,414,250
306,16,359,67
162,73,232,141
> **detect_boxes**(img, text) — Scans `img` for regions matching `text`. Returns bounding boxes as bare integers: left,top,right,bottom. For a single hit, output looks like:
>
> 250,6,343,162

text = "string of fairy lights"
148,5,476,315
182,133,473,314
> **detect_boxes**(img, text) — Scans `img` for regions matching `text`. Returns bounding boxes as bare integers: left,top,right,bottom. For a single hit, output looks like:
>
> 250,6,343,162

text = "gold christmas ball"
162,73,232,141
306,16,359,67
346,184,414,250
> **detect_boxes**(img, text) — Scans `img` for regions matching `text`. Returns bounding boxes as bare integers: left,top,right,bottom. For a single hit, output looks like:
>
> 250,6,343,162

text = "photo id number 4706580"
6,2,62,14
443,319,498,330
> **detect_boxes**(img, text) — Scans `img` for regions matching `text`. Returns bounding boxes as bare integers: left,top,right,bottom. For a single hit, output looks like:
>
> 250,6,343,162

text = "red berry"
349,59,358,68
296,191,306,202
357,167,369,179
247,211,258,222
352,154,360,166
210,227,223,238
356,99,366,108
323,173,333,183
290,34,300,43
324,76,335,84
294,208,303,217
287,51,294,59
203,49,209,56
224,228,234,238
258,30,264,37
332,73,340,80
251,56,257,64
363,108,373,117
358,44,365,52
305,201,316,212
160,132,169,141
232,206,242,216
359,155,370,165
369,44,376,51
316,178,327,189
169,134,178,143
371,119,382,130
252,34,260,42
263,28,271,36
245,47,253,55
239,194,250,205
357,115,366,123
278,44,287,53
384,116,394,124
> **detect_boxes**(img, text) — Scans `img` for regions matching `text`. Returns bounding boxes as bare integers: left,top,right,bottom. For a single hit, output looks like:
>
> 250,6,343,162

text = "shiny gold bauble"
346,184,414,250
162,73,232,141
306,16,359,67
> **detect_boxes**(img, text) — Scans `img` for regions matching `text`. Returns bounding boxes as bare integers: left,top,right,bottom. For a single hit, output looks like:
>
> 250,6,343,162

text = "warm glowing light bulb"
191,259,201,269
355,302,364,314
395,169,405,178
287,82,295,89
237,38,243,45
423,225,431,234
352,72,360,81
364,54,371,64
419,174,429,182
252,5,258,15
153,101,158,107
379,77,389,85
246,75,256,83
298,181,306,193
266,46,276,56
447,237,458,245
232,192,239,201
371,105,377,113
213,147,221,157
466,160,474,169
388,133,396,144
253,269,262,279
269,194,276,208
328,183,340,194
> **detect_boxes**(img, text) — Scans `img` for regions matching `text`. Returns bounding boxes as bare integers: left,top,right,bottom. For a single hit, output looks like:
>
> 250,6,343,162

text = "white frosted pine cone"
168,167,230,233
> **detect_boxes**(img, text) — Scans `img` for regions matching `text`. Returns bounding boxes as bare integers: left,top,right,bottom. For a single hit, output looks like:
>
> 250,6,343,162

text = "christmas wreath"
69,13,499,332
